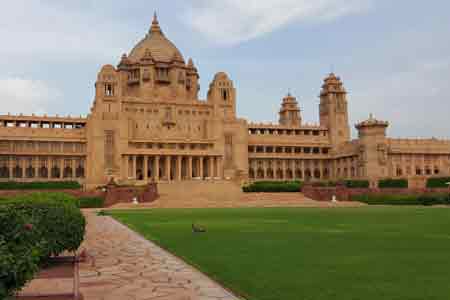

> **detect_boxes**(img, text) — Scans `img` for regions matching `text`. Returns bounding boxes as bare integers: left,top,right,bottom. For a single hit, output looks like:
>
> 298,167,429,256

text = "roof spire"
150,11,162,34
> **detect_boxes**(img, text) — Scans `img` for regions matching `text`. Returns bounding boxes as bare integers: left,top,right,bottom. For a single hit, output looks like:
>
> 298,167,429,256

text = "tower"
319,73,351,147
355,114,389,184
207,72,236,120
279,93,301,127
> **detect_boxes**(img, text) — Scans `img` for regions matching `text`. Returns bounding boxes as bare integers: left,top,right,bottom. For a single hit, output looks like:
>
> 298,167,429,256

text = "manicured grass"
109,207,450,300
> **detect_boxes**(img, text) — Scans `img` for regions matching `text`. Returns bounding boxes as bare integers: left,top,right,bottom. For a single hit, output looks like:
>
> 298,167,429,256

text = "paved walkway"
78,211,241,300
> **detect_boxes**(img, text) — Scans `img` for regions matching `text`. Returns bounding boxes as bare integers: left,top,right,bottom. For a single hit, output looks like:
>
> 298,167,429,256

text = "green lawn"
109,207,450,300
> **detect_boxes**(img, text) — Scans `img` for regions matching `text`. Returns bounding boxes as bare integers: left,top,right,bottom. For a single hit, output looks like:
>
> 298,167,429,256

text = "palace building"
1,15,449,189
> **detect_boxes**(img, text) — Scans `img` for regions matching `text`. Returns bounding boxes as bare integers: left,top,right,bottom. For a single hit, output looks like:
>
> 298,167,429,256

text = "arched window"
305,169,312,181
39,166,48,178
286,169,293,179
396,166,403,177
249,168,255,179
276,168,283,179
314,169,321,179
26,166,35,178
76,166,85,178
222,89,228,100
51,166,60,178
64,167,73,178
0,166,9,178
13,165,22,178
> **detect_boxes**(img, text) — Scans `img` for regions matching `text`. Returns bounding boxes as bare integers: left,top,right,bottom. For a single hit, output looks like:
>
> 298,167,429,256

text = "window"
105,83,114,96
222,89,228,100
156,68,169,83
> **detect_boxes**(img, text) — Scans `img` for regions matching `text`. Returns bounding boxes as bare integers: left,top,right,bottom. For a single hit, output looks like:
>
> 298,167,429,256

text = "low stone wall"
0,182,159,207
302,184,449,201
104,182,158,206
0,189,104,199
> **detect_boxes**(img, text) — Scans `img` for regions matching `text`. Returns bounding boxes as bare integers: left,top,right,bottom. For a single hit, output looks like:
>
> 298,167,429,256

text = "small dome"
213,72,229,81
128,13,184,63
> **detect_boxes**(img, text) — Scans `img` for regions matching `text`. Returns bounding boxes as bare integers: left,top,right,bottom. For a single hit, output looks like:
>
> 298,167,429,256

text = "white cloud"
0,78,61,115
184,0,372,45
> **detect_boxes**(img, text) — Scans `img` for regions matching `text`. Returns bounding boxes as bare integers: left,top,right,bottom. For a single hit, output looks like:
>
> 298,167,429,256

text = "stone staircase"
109,179,362,209
155,180,244,208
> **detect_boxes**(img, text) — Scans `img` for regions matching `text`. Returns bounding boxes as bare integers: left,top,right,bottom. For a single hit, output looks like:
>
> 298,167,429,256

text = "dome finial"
150,11,162,34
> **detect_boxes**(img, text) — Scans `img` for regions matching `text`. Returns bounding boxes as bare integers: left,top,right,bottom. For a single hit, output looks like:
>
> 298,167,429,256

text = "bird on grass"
192,223,206,233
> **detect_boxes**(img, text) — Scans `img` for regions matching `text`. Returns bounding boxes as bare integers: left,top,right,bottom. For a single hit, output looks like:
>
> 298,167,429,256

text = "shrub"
378,178,408,189
426,177,450,188
417,194,450,206
243,181,302,193
0,181,81,190
311,181,339,187
344,180,370,188
77,196,105,208
351,193,449,206
0,193,86,298
0,206,42,299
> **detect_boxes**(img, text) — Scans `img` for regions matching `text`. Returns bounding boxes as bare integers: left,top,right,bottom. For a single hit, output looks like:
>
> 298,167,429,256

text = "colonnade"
0,156,85,180
123,155,223,182
248,159,331,181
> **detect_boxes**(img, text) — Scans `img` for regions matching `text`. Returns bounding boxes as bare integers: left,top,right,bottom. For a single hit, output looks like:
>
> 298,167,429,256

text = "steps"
109,180,363,209
156,180,243,208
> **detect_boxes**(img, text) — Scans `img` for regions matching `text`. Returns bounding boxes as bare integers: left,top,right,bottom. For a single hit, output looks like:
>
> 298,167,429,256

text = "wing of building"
1,15,449,189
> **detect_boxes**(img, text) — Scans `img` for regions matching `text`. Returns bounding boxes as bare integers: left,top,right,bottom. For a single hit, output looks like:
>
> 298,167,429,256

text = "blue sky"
1,0,449,138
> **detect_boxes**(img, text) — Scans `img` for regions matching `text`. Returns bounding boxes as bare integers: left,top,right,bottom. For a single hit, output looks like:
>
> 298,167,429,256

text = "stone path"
78,211,241,300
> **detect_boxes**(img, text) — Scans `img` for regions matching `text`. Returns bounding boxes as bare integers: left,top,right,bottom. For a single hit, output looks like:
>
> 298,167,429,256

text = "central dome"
128,14,184,63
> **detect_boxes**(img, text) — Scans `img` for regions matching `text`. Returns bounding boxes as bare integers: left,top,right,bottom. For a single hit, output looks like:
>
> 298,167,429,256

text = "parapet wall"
302,184,449,202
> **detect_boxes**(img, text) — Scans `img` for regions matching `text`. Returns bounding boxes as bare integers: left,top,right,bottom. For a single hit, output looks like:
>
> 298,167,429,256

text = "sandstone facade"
1,15,449,189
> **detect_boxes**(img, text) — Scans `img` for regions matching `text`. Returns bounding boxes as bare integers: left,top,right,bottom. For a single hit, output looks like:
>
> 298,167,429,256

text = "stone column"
132,155,137,179
154,156,160,181
209,157,214,179
188,156,193,179
421,154,425,176
121,155,127,180
301,160,305,180
217,157,223,179
199,157,204,179
261,160,266,179
143,156,148,182
34,157,39,179
71,158,76,178
21,158,25,179
59,158,64,179
282,160,286,179
177,156,182,181
8,156,13,180
165,156,171,181
47,157,51,179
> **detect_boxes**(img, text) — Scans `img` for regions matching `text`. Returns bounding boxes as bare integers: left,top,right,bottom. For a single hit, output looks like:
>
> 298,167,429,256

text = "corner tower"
355,114,389,184
319,73,351,147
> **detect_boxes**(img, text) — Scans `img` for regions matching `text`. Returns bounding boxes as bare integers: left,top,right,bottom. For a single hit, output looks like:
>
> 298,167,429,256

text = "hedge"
310,181,338,187
243,181,302,193
344,180,370,188
351,194,450,206
426,177,450,188
0,192,86,298
0,181,81,190
378,178,408,189
77,196,105,208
